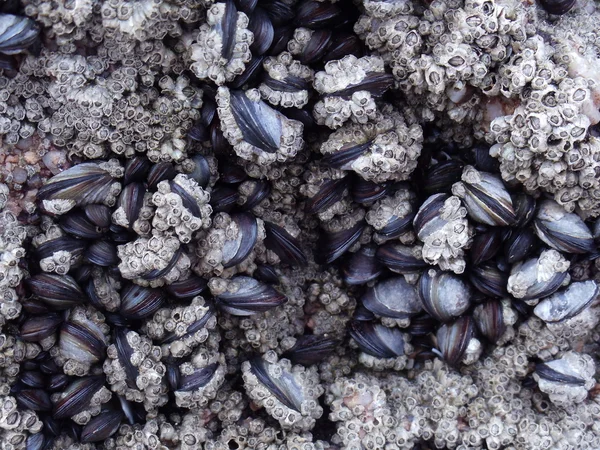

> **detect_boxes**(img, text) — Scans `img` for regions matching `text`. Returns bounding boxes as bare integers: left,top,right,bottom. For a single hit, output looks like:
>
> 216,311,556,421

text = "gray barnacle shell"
507,249,570,303
534,200,595,254
533,352,596,407
418,269,471,322
0,14,40,55
533,280,598,323
361,276,422,319
451,166,516,226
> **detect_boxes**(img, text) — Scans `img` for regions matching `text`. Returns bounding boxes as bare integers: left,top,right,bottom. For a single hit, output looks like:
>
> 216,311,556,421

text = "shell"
418,269,471,322
361,276,422,319
348,320,406,358
0,14,40,55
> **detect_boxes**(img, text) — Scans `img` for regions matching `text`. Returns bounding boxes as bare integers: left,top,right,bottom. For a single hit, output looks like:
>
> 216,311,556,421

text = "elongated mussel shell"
352,178,391,204
296,28,332,64
512,193,536,227
60,210,108,240
533,200,595,254
249,8,274,55
53,376,105,419
223,213,258,268
21,371,46,389
534,280,598,323
535,361,586,386
282,335,339,365
26,433,47,450
305,178,348,215
20,313,64,342
84,241,118,267
147,162,176,191
210,186,239,212
113,182,145,229
436,316,474,366
451,166,516,226
160,307,216,345
323,32,363,63
507,250,570,301
422,160,464,196
38,161,122,212
473,300,506,344
295,0,342,28
0,14,40,55
60,321,107,364
264,221,307,266
123,156,151,185
239,180,271,210
376,243,427,274
36,236,87,265
177,363,219,392
342,246,382,285
254,264,280,284
419,269,471,322
469,263,508,298
316,221,365,264
361,276,422,319
470,228,503,265
538,0,576,15
503,228,536,264
215,276,287,316
248,358,303,412
165,275,208,299
27,274,85,309
321,140,372,170
81,409,123,443
119,283,165,320
348,321,405,359
114,328,139,388
15,389,52,411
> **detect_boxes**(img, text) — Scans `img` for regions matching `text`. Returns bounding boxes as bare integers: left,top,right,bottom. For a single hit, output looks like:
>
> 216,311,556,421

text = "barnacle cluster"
3,0,600,448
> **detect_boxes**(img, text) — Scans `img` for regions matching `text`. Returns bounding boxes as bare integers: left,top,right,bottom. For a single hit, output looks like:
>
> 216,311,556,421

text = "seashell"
84,205,112,229
36,236,87,264
20,313,64,342
117,395,145,426
361,276,422,319
282,335,339,365
38,161,122,212
165,275,208,299
219,164,248,185
533,200,595,254
53,376,106,419
60,211,108,240
470,145,499,173
160,308,216,345
26,433,47,450
114,328,139,388
254,264,280,284
451,166,516,226
231,55,265,89
42,415,62,436
507,250,570,301
211,122,232,154
21,299,50,315
109,224,136,244
15,389,52,412
538,0,576,14
503,229,537,264
249,8,274,56
533,280,598,323
27,274,85,310
418,269,471,322
473,300,506,344
113,182,145,229
353,303,375,321
321,140,373,170
470,228,503,265
435,316,474,366
236,0,258,14
189,155,212,189
84,241,118,267
81,409,123,443
297,29,332,65
305,178,348,215
469,263,508,298
282,105,316,129
188,121,209,142
0,14,40,55
269,25,294,56
422,160,464,196
535,360,586,386
21,371,46,389
210,186,239,213
323,33,363,63
166,365,180,391
406,314,437,336
123,156,151,185
351,178,391,204
215,276,287,316
316,221,365,264
49,374,70,391
141,247,184,282
239,180,271,210
342,246,382,285
295,0,342,28
147,163,176,191
177,363,219,392
511,193,536,227
348,321,406,359
264,221,308,267
222,213,259,268
375,243,427,274
119,283,165,320
60,321,107,364
329,72,395,99
248,357,303,412
262,0,295,25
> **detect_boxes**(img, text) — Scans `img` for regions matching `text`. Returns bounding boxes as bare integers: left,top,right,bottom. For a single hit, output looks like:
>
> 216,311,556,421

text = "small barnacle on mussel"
534,200,595,254
451,166,516,227
52,376,109,421
418,268,471,322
